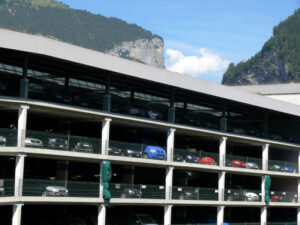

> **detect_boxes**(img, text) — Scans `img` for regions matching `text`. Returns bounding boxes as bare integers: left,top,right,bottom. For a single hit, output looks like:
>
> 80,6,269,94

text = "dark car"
73,141,93,153
173,154,184,162
178,189,198,200
48,138,68,150
0,187,5,196
0,82,7,95
112,105,146,117
269,164,284,172
122,148,142,158
108,146,123,156
185,154,199,163
120,187,142,198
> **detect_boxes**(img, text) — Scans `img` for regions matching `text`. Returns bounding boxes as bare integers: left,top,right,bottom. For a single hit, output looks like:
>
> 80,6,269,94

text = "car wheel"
121,193,127,198
142,153,149,159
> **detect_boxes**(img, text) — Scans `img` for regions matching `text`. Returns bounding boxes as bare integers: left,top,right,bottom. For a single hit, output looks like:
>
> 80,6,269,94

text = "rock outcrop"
107,37,165,69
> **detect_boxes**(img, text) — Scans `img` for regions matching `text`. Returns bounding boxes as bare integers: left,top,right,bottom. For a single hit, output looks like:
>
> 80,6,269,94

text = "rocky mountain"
0,0,164,68
222,9,300,85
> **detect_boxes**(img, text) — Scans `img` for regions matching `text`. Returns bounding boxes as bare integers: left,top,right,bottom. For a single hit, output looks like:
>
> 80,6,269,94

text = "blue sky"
60,0,299,83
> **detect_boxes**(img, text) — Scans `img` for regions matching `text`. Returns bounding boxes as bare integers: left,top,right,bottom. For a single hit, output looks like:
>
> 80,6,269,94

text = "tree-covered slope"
0,0,162,52
222,9,300,85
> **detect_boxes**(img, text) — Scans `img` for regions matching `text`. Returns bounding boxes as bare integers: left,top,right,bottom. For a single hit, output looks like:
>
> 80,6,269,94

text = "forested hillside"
222,9,300,85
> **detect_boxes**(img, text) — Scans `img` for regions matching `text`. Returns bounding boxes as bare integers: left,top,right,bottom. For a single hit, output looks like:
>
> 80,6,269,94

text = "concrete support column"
298,178,300,203
14,154,26,197
12,203,23,225
261,175,266,203
165,167,174,200
218,171,225,201
167,128,176,162
20,56,29,99
298,151,300,174
17,105,29,148
217,205,225,225
164,205,172,225
261,206,267,225
219,137,227,167
98,204,106,225
297,207,300,225
262,144,269,171
101,118,111,155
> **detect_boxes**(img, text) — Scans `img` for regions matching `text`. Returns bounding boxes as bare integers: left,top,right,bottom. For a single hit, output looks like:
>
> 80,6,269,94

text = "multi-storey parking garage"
1,28,300,225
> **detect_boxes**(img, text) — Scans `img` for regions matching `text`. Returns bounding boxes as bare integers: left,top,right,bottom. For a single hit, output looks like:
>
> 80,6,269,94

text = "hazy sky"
60,0,299,83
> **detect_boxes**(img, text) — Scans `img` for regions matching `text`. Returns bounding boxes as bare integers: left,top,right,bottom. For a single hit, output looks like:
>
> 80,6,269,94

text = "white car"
245,162,259,170
42,186,69,197
0,136,6,146
24,138,44,148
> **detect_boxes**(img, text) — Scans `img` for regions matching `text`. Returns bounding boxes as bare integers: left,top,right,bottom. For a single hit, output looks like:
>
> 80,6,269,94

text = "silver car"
25,138,44,148
0,136,6,146
42,186,69,197
245,162,259,170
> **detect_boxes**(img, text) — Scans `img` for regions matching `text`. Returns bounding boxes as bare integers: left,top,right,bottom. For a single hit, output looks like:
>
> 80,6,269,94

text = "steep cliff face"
107,37,165,68
222,9,300,85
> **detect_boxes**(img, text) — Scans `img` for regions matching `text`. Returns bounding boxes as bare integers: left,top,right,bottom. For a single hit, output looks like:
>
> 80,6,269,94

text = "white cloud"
166,48,231,77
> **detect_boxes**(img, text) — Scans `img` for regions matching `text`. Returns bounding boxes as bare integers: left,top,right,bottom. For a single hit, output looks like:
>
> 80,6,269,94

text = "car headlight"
187,155,192,159
127,149,134,154
149,149,156,153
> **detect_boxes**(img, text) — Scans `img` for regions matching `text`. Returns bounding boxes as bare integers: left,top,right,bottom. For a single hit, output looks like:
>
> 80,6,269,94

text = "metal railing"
0,179,14,197
173,148,219,165
269,191,297,203
0,128,17,147
109,140,167,161
269,160,298,173
23,179,99,197
172,186,218,201
226,154,262,170
110,183,165,199
225,188,261,202
24,130,101,154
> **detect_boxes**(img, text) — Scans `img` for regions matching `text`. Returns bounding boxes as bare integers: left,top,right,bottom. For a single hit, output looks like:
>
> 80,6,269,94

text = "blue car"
284,166,294,173
140,138,166,160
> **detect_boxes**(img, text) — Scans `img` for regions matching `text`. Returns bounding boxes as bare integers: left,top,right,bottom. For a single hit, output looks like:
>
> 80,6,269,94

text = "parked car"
122,148,142,158
120,187,142,198
271,194,284,201
0,187,4,196
185,154,199,163
227,185,260,201
269,164,284,172
227,159,246,168
0,135,6,146
173,154,184,162
145,109,164,120
283,166,294,173
108,146,123,156
112,105,146,117
25,138,44,148
199,156,217,165
48,138,68,150
42,185,69,197
124,214,158,225
140,138,166,160
245,162,259,170
178,189,198,200
73,141,93,153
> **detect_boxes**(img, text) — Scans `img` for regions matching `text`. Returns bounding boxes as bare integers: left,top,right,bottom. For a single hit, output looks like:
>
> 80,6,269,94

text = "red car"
200,157,217,165
271,194,283,201
230,160,246,168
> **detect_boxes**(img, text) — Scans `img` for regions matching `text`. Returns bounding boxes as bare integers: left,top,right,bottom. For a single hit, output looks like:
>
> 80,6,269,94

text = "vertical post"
17,105,29,148
262,144,269,171
218,171,225,201
220,103,227,132
167,128,176,162
165,167,174,200
164,205,172,225
12,203,23,225
217,205,225,225
99,161,103,200
297,207,300,225
98,204,106,225
103,75,111,112
101,118,111,155
14,154,26,197
261,206,267,225
261,175,266,203
298,151,300,174
219,137,227,167
168,90,175,123
20,56,29,98
298,178,300,204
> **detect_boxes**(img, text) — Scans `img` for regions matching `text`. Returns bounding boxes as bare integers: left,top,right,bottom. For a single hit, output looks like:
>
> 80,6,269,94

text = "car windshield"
137,215,156,224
